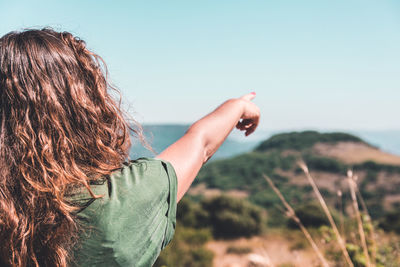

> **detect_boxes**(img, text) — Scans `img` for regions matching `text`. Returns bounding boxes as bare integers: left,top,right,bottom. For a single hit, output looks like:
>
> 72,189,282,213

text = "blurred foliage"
154,226,213,267
303,154,346,174
177,196,266,238
155,196,265,266
354,161,400,174
255,131,365,152
201,195,266,238
195,152,296,191
226,245,252,254
322,216,400,267
380,210,400,234
277,263,296,267
176,197,209,228
287,202,337,229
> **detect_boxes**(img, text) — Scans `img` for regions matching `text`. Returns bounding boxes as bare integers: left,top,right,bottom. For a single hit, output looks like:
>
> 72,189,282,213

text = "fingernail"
251,92,256,95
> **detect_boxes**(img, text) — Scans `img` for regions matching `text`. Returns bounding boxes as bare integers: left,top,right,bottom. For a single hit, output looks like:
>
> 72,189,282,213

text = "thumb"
240,92,256,101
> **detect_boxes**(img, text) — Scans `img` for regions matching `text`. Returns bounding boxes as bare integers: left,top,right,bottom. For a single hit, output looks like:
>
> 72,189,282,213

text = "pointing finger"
240,92,256,101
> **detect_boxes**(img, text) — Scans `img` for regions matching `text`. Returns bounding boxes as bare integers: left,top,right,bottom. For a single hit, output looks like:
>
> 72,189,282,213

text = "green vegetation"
287,202,333,228
202,195,265,238
320,218,400,267
380,210,400,234
194,131,400,222
156,196,266,266
226,245,252,255
154,226,214,267
176,198,209,228
177,196,266,238
303,154,347,174
195,151,296,191
354,161,400,173
158,131,400,266
255,131,365,152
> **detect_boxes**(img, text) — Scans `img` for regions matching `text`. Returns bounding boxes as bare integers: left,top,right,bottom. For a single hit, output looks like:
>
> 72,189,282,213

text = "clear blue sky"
1,0,399,130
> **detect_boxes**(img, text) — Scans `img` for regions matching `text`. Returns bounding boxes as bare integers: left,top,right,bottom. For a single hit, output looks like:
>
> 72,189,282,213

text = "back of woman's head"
0,28,135,266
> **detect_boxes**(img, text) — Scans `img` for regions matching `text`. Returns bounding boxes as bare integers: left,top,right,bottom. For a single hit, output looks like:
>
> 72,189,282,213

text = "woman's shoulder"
71,157,178,266
111,157,177,191
65,157,177,217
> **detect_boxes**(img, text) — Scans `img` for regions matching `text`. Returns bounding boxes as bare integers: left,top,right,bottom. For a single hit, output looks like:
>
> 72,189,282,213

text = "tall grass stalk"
263,174,330,267
347,171,372,267
298,161,354,267
354,177,377,265
337,190,345,238
354,176,368,214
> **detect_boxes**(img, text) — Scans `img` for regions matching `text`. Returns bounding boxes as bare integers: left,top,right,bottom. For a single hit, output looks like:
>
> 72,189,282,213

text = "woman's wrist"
223,98,246,118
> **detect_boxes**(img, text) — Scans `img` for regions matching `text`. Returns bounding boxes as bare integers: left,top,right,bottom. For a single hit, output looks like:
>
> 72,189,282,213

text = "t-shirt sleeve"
159,159,178,248
101,158,178,266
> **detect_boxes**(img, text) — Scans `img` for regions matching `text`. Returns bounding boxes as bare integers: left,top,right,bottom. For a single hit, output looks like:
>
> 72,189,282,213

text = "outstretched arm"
156,92,260,202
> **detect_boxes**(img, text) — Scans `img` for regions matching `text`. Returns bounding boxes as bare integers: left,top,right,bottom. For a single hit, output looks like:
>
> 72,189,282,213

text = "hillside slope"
192,131,400,219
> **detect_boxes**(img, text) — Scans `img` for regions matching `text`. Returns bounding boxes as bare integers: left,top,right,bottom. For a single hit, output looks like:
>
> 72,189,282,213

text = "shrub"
177,197,209,228
188,248,214,267
354,161,400,174
179,228,213,246
287,202,333,229
249,189,281,208
303,154,346,173
154,226,213,267
380,210,400,234
226,245,253,254
201,195,266,238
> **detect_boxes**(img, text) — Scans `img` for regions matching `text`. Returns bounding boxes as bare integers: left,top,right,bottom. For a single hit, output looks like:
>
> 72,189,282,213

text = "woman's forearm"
157,93,260,201
186,98,245,163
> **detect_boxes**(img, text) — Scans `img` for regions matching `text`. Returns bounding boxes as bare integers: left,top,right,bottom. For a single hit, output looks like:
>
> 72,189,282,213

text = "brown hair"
0,28,141,266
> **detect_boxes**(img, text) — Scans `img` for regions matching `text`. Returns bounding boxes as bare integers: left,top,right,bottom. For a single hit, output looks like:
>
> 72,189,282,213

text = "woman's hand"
235,92,260,136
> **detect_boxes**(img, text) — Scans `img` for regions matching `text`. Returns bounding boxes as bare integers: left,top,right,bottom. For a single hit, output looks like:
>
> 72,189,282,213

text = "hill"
156,130,400,266
191,131,400,220
255,131,366,151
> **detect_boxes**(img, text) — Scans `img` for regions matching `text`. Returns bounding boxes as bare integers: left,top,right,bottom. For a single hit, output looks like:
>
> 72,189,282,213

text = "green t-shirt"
69,158,178,267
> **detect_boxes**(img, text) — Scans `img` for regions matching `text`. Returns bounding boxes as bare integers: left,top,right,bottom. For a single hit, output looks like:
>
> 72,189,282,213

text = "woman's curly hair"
0,28,141,266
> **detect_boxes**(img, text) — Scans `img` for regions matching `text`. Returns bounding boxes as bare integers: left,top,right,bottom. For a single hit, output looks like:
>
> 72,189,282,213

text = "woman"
0,28,260,266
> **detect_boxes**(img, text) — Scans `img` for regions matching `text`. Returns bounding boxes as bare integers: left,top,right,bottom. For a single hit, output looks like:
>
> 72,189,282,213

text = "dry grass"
263,174,330,267
313,142,400,165
298,161,354,267
347,170,371,267
206,234,320,267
